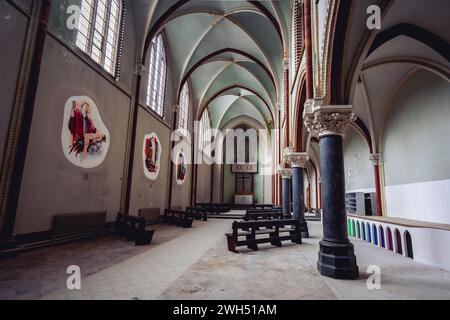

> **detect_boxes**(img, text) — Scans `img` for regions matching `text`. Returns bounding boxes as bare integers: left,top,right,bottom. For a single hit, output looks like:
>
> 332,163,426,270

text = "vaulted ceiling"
353,0,450,153
131,0,293,131
308,0,450,171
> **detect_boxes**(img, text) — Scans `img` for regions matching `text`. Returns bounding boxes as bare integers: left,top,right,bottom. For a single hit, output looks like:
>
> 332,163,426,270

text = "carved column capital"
285,152,310,168
303,99,356,137
277,167,292,179
370,153,383,166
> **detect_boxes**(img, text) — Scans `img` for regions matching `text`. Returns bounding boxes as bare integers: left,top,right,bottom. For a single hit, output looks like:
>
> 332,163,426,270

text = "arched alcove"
362,222,366,241
395,229,403,255
387,227,393,251
357,221,361,239
405,231,414,259
379,225,385,248
351,220,356,237
367,223,372,243
373,224,378,246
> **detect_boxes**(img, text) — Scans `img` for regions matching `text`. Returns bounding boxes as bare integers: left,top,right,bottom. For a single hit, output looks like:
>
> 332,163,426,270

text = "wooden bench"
116,213,155,246
186,207,208,221
246,207,282,214
196,203,231,213
251,204,274,210
163,209,194,228
225,219,302,253
244,211,284,222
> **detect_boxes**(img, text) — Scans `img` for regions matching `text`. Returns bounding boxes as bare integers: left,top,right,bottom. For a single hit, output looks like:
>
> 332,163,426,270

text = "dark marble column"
286,152,310,238
304,102,359,280
277,168,292,219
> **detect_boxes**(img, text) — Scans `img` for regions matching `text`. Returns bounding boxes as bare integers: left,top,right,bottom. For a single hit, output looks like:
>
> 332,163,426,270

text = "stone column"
304,101,359,280
370,153,383,217
286,152,310,237
277,168,292,219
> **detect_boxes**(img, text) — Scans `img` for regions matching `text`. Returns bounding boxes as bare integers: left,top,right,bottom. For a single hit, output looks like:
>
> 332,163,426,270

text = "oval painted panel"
61,96,110,169
176,150,187,185
143,132,162,180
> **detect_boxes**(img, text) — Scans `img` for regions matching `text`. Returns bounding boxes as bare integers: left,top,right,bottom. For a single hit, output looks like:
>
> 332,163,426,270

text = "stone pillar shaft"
278,168,292,218
304,102,359,280
282,177,291,218
291,167,304,220
320,135,348,243
285,151,310,237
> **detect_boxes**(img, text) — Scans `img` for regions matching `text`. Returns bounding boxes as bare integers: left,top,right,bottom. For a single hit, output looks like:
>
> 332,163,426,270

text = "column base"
317,240,359,280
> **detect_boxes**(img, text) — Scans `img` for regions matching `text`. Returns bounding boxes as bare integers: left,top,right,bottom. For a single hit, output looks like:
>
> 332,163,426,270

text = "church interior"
0,0,449,301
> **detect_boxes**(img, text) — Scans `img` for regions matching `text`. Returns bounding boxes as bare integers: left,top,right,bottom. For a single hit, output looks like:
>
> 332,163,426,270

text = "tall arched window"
146,34,167,117
178,83,190,132
76,0,123,76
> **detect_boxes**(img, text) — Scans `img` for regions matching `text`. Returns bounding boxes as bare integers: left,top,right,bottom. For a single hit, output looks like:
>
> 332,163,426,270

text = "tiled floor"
1,216,450,300
0,223,196,300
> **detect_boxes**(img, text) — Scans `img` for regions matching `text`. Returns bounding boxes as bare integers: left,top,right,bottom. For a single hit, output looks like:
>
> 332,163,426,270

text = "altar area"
234,194,253,205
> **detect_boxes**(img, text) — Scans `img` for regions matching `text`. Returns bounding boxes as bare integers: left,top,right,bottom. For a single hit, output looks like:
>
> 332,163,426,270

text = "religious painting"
61,96,110,169
143,133,161,180
176,151,187,185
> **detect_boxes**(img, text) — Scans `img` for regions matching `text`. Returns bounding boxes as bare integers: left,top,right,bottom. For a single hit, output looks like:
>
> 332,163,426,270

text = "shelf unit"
346,192,365,216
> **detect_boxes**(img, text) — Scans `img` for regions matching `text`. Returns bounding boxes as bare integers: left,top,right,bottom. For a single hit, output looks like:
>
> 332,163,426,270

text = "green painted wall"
223,164,235,204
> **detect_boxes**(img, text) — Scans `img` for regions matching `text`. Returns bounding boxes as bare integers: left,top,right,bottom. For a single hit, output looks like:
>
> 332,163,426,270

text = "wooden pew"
244,211,284,222
246,207,282,214
115,213,155,246
163,209,194,228
196,203,231,213
186,207,208,221
225,219,302,253
251,204,274,210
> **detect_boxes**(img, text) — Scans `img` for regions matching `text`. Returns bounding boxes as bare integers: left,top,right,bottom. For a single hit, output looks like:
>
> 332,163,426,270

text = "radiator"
52,211,107,238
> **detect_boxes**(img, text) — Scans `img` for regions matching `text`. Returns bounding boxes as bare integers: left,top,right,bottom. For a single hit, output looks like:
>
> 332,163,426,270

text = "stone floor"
1,216,450,300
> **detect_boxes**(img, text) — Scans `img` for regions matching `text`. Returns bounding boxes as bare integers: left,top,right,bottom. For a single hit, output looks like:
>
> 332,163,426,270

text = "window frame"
178,82,190,133
146,33,168,118
198,110,211,154
76,0,123,77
